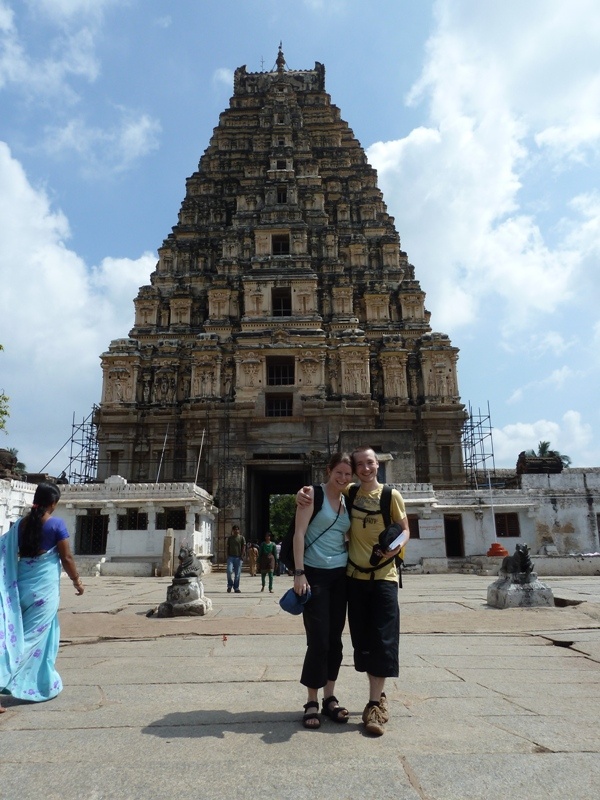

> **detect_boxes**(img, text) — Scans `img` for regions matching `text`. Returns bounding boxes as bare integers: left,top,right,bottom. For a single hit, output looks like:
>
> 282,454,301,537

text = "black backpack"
346,484,404,587
279,485,325,571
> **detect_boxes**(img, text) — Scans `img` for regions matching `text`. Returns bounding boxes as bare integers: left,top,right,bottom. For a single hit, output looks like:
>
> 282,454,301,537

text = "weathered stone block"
487,573,555,609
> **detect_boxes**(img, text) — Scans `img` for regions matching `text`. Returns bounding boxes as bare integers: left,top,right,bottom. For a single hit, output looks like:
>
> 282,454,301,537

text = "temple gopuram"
95,48,466,557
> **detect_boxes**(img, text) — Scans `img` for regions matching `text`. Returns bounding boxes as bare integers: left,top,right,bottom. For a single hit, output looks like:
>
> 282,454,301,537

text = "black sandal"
302,700,321,729
322,695,349,723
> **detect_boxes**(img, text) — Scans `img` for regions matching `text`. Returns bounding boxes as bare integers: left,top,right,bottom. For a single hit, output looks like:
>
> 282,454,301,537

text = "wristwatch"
294,569,305,576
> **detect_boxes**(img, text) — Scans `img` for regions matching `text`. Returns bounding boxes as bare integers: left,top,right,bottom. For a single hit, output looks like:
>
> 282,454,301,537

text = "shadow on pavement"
142,709,361,744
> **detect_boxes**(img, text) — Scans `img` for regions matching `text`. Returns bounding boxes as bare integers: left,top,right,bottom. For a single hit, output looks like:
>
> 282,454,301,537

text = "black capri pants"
346,577,400,677
300,565,347,689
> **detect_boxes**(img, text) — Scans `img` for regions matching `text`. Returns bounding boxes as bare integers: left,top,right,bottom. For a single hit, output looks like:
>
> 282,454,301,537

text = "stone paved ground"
1,572,599,800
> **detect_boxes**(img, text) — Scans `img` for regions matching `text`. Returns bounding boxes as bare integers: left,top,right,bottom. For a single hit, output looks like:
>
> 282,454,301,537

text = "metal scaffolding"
68,405,99,484
462,401,496,489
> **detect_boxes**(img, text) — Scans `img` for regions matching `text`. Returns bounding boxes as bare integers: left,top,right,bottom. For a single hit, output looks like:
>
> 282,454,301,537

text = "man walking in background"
226,524,246,593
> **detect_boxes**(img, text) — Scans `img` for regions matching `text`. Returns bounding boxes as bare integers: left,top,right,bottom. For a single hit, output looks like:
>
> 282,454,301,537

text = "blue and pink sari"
0,520,63,702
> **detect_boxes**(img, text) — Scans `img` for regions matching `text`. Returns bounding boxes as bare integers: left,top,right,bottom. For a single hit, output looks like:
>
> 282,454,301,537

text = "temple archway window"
117,509,148,531
407,515,420,539
156,508,187,531
277,186,288,204
276,159,286,169
108,450,121,476
266,394,293,417
495,513,521,538
272,233,290,255
267,356,295,385
272,287,292,315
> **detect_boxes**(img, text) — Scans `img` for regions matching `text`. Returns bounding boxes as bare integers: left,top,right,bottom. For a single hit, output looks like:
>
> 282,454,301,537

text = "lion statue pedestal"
487,544,554,609
157,547,213,617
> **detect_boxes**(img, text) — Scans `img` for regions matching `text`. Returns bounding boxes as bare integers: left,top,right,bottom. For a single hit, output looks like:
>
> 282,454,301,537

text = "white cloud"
493,410,593,467
505,366,577,405
0,0,101,100
154,15,172,29
43,111,161,177
212,67,234,90
525,331,576,358
536,120,600,164
302,0,346,12
366,0,600,343
0,141,154,472
26,0,119,24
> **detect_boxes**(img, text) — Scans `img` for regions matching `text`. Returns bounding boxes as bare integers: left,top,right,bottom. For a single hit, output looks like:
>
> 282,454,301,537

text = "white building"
400,469,600,572
0,478,35,535
1,470,598,575
1,475,217,576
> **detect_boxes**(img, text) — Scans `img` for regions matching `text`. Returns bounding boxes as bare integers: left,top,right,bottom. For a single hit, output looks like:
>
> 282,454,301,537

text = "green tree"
269,494,296,540
526,440,572,468
0,344,8,434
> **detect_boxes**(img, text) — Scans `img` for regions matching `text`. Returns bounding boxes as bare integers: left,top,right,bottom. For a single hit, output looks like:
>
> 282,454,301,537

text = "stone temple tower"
96,48,466,556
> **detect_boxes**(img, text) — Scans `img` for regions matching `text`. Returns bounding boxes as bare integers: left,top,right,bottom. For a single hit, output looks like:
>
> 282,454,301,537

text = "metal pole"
194,429,206,486
156,424,169,484
487,468,497,542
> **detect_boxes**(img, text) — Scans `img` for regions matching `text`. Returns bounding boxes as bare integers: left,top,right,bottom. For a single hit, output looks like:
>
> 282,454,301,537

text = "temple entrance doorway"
443,514,465,558
246,463,311,544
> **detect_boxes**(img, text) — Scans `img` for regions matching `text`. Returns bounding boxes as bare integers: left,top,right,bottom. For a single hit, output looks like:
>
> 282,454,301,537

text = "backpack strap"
346,483,359,516
380,484,392,528
311,484,324,521
347,483,404,586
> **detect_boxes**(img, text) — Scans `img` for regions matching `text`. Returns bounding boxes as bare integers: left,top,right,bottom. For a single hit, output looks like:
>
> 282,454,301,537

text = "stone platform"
1,572,600,800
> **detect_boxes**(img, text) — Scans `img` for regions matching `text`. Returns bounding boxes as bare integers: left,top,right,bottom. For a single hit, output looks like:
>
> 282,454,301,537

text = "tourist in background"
258,531,277,593
1,483,84,712
247,541,258,577
226,524,246,594
293,452,352,730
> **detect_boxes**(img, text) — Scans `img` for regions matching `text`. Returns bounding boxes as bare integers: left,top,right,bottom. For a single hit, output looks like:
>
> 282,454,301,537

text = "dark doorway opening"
443,514,464,558
247,464,311,544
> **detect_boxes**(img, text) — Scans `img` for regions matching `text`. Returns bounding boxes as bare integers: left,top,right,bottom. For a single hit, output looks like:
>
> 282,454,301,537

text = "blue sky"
0,0,599,474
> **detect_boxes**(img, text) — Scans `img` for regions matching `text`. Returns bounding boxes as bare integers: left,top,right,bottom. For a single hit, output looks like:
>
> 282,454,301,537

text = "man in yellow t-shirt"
345,446,409,736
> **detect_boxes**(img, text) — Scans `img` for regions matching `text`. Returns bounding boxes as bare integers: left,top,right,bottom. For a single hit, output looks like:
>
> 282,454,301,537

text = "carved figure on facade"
171,303,188,326
142,374,152,404
136,303,156,327
326,353,340,395
180,370,191,400
342,356,369,395
408,360,420,403
299,352,319,386
297,290,312,314
106,367,133,404
366,295,390,322
209,290,230,319
333,287,353,316
194,367,215,398
153,370,177,405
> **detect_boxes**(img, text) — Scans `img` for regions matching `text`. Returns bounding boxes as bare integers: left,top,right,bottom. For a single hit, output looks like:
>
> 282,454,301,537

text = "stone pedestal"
157,577,213,617
487,572,555,609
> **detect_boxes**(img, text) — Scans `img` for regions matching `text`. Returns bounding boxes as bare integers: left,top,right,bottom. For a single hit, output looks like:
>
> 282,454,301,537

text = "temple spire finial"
276,42,285,73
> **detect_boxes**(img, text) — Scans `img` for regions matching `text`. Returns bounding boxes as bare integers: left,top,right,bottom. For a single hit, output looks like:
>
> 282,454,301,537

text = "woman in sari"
0,483,83,712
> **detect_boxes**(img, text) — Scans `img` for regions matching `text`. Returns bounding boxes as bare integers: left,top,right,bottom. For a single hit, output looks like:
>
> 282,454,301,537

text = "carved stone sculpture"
156,546,213,617
487,543,554,609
